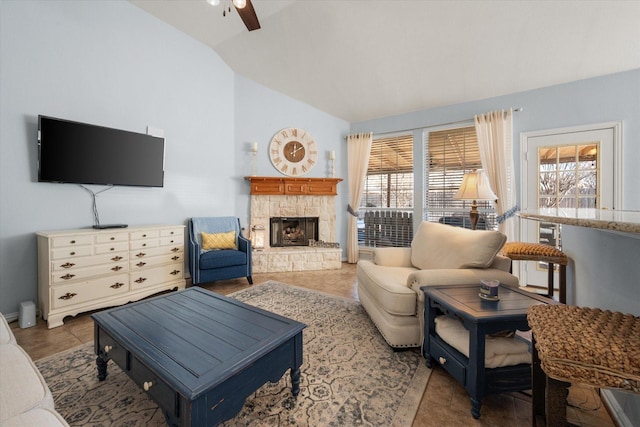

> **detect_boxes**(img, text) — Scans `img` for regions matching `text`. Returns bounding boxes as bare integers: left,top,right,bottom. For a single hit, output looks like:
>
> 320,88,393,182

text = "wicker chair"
527,305,640,426
501,242,568,303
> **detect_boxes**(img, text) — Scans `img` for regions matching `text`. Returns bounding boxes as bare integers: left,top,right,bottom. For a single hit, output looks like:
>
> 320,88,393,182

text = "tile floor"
10,263,615,427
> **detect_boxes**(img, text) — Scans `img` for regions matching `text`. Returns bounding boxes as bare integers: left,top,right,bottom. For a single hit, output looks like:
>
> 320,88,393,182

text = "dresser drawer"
51,235,93,248
159,235,182,247
96,242,129,254
129,356,176,419
160,228,183,238
131,246,183,260
52,245,93,260
51,262,129,284
51,274,129,309
52,252,129,272
95,233,128,244
130,253,184,270
130,264,183,290
96,328,127,369
430,335,467,386
130,239,159,251
130,230,160,240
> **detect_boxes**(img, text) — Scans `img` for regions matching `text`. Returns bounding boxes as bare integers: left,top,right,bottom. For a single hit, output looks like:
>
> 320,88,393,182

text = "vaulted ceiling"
130,0,640,122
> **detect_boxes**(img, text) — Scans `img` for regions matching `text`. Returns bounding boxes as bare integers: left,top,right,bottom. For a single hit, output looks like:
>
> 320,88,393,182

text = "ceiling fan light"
233,0,246,9
206,0,220,6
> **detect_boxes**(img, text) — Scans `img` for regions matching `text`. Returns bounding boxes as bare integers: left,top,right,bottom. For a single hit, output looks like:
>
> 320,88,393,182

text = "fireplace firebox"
270,217,319,247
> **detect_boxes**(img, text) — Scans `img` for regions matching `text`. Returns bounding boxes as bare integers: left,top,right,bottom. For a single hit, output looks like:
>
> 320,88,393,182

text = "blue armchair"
188,217,253,285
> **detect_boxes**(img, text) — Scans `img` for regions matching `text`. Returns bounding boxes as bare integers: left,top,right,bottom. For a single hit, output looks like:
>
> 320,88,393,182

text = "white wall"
352,69,640,316
0,0,349,316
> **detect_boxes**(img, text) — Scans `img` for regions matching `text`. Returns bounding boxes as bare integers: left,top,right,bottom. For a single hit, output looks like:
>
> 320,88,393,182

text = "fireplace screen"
270,217,319,247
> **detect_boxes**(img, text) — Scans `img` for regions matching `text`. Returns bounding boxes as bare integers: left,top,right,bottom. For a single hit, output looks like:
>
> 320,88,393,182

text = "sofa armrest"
491,254,512,272
373,247,413,267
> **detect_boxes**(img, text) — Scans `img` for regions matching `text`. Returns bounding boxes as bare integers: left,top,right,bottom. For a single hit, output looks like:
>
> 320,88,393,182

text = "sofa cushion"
201,231,236,250
199,249,247,270
411,221,506,270
0,408,69,427
0,345,54,422
356,260,418,316
0,314,15,345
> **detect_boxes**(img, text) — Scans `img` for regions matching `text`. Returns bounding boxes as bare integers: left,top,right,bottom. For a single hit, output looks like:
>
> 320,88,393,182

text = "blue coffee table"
92,287,306,426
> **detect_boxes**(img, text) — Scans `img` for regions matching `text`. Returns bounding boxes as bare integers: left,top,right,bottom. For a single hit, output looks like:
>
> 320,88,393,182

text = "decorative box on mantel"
244,176,343,196
245,176,343,273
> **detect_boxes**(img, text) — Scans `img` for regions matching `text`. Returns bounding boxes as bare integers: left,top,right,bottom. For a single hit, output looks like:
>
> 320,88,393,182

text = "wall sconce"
251,224,265,250
454,169,497,230
328,150,335,178
250,142,258,176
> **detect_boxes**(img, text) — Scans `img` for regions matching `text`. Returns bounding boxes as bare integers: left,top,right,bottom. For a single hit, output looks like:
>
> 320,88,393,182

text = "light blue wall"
352,69,640,316
234,75,350,239
0,0,349,317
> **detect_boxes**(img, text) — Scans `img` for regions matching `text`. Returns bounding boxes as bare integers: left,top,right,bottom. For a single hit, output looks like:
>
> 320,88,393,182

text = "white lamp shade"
454,169,497,201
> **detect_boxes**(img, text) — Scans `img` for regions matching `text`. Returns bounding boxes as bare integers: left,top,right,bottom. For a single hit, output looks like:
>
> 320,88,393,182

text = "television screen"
38,115,164,187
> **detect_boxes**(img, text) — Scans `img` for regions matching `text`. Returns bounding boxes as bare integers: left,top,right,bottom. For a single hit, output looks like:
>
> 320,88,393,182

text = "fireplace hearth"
270,217,319,247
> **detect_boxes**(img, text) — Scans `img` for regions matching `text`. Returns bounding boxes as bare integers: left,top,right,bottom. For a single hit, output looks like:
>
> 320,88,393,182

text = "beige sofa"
357,221,519,348
0,314,69,427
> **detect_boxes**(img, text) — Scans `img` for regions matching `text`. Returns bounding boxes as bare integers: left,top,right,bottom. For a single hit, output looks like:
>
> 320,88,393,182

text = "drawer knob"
143,381,153,391
110,282,125,289
69,251,76,256
70,240,76,244
58,292,77,300
111,266,123,272
171,247,180,252
171,256,179,261
170,269,180,275
142,234,147,238
136,252,146,258
135,277,147,284
136,262,146,267
111,256,123,261
60,262,75,269
104,345,113,353
60,273,76,280
438,357,447,365
110,237,115,241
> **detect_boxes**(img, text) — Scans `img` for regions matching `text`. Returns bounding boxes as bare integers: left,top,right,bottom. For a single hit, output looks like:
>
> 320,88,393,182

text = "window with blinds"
424,125,496,230
359,135,414,247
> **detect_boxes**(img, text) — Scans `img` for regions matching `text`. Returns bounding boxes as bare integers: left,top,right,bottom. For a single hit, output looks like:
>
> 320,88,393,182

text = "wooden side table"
422,284,554,419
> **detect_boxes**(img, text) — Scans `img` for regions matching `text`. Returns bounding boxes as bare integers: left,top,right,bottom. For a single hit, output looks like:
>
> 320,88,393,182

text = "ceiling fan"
207,0,261,31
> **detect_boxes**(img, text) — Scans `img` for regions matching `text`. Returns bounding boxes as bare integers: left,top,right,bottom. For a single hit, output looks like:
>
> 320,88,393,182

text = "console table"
37,224,186,328
422,284,554,418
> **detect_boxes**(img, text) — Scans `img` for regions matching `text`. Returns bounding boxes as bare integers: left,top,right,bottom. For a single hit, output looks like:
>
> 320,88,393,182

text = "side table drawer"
430,335,467,386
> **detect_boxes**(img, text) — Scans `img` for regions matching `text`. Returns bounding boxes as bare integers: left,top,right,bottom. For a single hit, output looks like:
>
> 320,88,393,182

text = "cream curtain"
346,132,373,263
475,110,518,241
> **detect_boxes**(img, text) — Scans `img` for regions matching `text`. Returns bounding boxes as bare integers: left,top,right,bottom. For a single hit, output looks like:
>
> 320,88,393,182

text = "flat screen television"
38,115,165,187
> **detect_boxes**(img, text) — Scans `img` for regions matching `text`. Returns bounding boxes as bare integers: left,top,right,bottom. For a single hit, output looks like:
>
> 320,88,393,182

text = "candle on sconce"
329,150,336,160
251,142,258,153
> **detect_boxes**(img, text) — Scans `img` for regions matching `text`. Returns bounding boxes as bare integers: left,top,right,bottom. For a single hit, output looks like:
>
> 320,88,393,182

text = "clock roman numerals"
270,128,318,177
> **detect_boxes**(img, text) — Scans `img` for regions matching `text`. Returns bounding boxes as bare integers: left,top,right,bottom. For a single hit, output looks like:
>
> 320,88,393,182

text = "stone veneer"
249,195,342,273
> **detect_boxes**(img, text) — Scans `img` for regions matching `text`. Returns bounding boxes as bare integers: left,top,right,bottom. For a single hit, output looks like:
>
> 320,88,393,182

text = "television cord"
79,184,113,228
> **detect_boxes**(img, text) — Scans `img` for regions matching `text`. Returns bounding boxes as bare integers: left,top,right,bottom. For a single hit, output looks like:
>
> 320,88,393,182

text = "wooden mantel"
245,176,342,196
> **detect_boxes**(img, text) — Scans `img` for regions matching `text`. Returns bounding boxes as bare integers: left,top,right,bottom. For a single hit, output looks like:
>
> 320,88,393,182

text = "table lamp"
454,169,497,230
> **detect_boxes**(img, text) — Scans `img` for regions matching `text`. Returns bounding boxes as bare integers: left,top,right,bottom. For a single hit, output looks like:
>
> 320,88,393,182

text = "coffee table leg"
471,398,482,419
291,367,301,396
96,356,108,381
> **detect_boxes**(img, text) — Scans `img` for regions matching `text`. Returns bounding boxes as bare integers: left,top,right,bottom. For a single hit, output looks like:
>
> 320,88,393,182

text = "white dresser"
37,225,186,328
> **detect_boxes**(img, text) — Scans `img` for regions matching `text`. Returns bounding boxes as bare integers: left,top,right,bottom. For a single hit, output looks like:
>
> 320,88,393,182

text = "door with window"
520,123,620,287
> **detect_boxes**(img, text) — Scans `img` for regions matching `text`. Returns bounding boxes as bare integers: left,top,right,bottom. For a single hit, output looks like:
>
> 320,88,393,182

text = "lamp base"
469,201,479,230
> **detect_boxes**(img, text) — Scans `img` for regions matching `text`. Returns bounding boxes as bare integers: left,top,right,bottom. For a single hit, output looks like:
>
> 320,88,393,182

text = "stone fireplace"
245,177,343,273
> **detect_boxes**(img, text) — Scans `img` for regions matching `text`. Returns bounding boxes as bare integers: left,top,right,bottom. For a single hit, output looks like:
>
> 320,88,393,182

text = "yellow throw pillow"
201,231,236,250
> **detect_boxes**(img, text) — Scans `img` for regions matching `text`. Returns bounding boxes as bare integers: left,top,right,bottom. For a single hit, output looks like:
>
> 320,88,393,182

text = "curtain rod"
346,107,522,139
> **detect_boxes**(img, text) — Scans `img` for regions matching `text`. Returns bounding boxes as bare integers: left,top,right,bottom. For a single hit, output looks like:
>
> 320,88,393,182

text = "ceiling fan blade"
236,0,261,31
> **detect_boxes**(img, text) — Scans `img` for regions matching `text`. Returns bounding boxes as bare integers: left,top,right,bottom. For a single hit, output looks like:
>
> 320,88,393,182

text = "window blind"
424,125,496,229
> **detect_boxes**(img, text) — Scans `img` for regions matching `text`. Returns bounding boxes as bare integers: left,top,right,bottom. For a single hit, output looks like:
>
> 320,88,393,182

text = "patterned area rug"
36,281,431,426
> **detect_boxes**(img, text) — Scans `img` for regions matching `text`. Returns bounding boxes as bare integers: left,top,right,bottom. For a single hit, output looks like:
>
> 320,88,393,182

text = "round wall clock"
269,127,318,176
